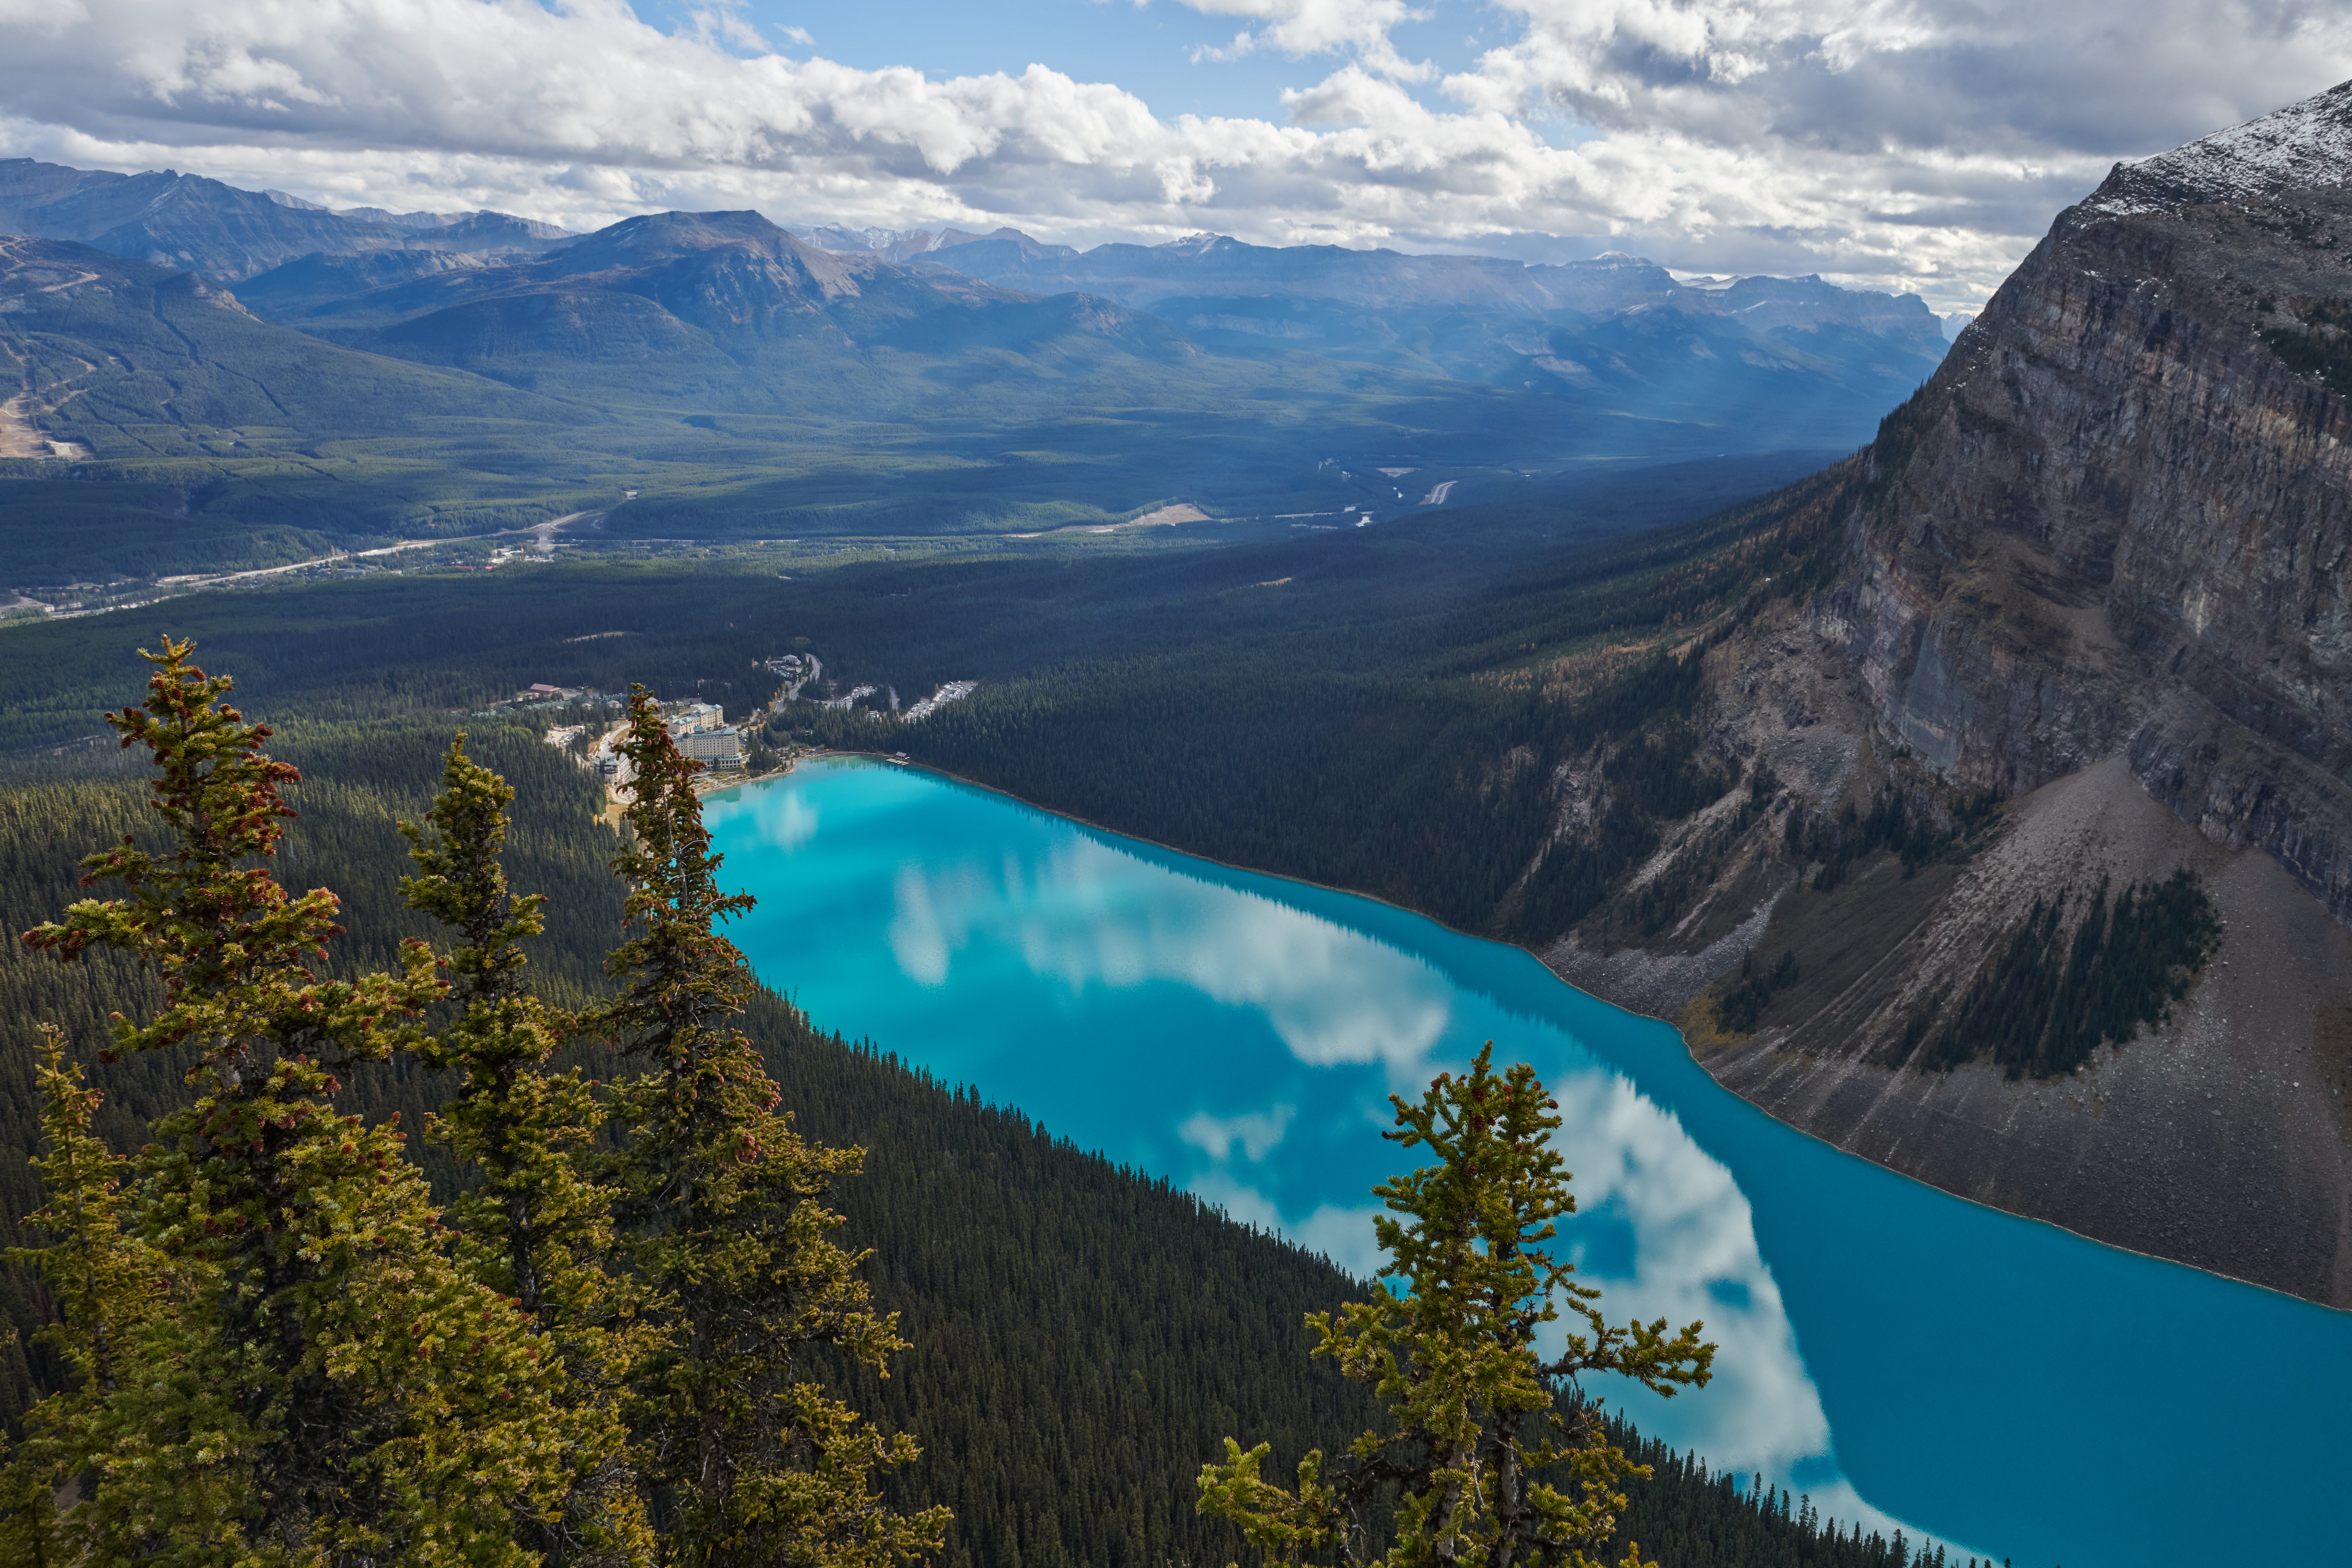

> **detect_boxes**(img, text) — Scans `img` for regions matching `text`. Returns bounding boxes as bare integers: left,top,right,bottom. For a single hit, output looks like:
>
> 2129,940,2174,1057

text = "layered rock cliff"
1547,82,2352,1306
1828,102,2352,924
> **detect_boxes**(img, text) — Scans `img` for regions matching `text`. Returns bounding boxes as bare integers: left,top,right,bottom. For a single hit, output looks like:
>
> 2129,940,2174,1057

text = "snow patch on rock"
2088,78,2352,215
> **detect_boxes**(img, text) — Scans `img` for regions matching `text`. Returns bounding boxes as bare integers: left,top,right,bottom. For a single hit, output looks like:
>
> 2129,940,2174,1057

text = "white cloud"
1189,1171,1389,1276
1,0,2347,309
1185,1055,1954,1552
756,791,821,851
1179,0,1435,80
1179,1103,1297,1161
884,836,1455,1081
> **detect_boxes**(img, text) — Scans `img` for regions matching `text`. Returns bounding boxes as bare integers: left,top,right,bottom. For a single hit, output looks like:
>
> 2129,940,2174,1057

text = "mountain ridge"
859,224,1950,413
1525,81,2352,1305
0,157,573,282
2086,78,2352,216
898,226,1945,348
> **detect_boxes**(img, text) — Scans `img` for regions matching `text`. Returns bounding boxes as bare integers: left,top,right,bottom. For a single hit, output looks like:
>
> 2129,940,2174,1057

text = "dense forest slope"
0,234,608,578
0,721,1955,1568
1531,83,2352,1306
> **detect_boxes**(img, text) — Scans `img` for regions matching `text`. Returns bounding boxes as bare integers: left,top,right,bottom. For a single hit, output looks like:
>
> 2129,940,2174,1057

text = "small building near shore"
678,726,742,767
665,701,724,737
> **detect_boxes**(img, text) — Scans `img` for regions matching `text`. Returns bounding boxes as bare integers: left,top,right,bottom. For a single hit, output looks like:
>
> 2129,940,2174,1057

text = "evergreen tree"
596,689,948,1567
0,1026,165,1561
402,735,660,1566
9,1027,157,1409
1199,1043,1715,1568
18,637,574,1566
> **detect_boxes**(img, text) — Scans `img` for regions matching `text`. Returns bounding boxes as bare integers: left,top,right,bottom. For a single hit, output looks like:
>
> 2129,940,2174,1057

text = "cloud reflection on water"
875,832,1930,1537
1180,1104,1297,1163
895,838,1457,1082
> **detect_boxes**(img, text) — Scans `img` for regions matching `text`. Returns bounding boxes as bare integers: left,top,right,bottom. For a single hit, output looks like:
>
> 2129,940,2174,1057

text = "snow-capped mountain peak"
2087,78,2352,215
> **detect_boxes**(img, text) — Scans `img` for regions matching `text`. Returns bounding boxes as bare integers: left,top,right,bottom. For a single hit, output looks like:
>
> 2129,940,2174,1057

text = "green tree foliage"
1717,952,1798,1036
1593,1426,1986,1568
598,691,948,1566
1918,871,2221,1078
16,640,572,1565
2257,296,2352,398
8,1029,157,1403
1199,1045,1715,1568
0,1027,165,1558
1784,790,1996,895
0,637,2025,1568
400,736,657,1566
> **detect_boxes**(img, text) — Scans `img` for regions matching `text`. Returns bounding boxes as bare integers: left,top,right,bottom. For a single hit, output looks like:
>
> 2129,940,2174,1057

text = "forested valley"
3,455,1855,956
0,623,1993,1566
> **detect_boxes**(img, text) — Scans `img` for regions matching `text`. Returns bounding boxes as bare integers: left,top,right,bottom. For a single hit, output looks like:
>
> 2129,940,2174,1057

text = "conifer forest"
0,639,2002,1568
12,51,2352,1568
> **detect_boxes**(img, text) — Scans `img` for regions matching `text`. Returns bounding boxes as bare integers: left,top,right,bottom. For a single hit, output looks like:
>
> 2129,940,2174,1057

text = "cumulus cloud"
1181,0,1435,80
1179,1103,1297,1161
883,835,1456,1081
0,0,2347,306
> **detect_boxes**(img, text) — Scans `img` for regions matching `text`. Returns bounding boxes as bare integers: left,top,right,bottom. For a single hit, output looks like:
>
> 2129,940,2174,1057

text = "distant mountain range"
0,234,584,580
0,158,572,282
0,155,1950,430
238,209,1202,396
1,157,1956,582
0,235,557,439
783,222,1957,404
230,206,1952,455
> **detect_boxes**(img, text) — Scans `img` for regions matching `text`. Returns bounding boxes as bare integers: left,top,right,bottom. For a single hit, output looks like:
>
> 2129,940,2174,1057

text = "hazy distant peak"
338,204,443,228
2087,77,2352,216
782,222,954,263
0,157,573,280
552,207,791,262
1722,273,1837,301
1711,270,1940,336
790,221,923,249
905,227,1081,271
963,226,1076,259
528,207,907,313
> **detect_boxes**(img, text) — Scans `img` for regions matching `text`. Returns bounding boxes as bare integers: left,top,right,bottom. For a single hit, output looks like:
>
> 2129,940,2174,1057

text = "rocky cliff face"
1824,89,2352,926
1545,83,2352,1305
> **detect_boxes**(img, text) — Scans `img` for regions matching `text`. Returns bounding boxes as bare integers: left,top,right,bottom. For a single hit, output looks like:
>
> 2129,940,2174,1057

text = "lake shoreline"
756,748,2347,1318
705,755,2352,1563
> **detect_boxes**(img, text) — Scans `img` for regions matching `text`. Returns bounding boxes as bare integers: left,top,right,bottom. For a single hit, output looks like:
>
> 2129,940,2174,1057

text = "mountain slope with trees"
2,155,1952,591
0,648,1976,1568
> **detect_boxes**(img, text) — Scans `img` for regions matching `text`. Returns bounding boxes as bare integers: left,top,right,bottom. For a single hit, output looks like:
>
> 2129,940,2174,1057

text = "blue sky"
3,0,2349,310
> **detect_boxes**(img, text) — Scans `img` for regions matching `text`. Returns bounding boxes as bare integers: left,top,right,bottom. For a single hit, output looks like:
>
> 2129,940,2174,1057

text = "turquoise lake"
705,758,2352,1566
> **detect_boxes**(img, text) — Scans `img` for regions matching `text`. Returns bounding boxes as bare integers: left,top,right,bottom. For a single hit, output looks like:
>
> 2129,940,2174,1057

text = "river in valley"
704,758,2351,1566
